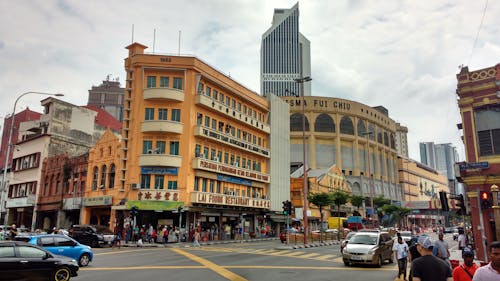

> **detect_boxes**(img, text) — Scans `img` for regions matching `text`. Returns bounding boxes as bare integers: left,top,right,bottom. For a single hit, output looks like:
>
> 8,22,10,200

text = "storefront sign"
62,197,82,210
127,200,183,211
198,160,270,183
83,196,112,207
284,98,352,111
137,190,179,201
403,201,431,209
217,174,252,186
141,167,178,175
6,195,36,208
191,191,270,209
458,162,489,171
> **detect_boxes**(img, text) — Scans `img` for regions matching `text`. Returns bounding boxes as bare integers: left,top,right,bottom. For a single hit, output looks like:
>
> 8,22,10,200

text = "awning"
127,200,183,211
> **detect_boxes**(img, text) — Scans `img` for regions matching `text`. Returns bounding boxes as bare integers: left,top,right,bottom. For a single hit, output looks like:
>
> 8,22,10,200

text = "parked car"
0,240,79,281
398,231,412,243
15,234,93,266
342,231,394,267
340,231,356,253
69,225,105,248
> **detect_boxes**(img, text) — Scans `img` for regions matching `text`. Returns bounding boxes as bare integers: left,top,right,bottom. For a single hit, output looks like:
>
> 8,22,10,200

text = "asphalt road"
77,240,403,281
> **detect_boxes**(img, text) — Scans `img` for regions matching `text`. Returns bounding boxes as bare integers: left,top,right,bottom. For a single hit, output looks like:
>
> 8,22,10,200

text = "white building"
261,2,311,97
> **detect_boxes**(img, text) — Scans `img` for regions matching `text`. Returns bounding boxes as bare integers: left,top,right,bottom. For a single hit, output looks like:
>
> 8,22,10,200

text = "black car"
0,241,79,281
70,224,105,248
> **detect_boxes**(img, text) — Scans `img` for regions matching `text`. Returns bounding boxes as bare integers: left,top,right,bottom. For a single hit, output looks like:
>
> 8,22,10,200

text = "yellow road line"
81,265,398,271
94,248,162,256
171,248,248,281
82,266,204,271
300,253,321,258
315,254,336,260
282,251,305,257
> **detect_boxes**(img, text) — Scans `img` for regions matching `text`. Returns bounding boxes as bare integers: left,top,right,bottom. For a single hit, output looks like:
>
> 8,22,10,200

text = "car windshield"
345,232,356,240
349,234,377,245
400,232,411,237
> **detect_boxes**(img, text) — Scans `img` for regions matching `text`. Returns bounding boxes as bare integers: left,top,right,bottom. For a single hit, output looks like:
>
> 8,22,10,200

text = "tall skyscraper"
420,142,462,194
261,3,311,97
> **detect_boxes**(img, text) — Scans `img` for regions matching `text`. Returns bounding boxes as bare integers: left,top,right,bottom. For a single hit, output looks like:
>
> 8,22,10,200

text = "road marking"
282,251,306,257
171,248,248,281
94,248,162,256
81,265,397,271
300,253,321,258
316,254,336,260
82,266,205,271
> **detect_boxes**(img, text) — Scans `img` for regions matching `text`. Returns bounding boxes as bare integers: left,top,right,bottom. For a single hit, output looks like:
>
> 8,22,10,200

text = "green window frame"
195,144,201,157
142,141,153,154
154,175,164,189
168,181,178,190
173,77,183,90
140,174,151,189
202,179,207,192
209,180,214,193
171,109,181,122
145,108,155,120
156,141,166,154
147,76,156,88
158,108,168,120
170,141,179,155
160,76,169,88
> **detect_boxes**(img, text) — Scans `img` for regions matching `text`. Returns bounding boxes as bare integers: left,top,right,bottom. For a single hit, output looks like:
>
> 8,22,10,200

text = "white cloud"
1,0,498,162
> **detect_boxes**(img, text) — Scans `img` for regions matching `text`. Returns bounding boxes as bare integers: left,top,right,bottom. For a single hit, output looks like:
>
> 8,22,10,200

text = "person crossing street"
393,234,409,281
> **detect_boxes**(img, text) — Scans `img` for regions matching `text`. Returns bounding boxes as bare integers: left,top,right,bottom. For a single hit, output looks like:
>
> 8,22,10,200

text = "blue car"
15,234,93,267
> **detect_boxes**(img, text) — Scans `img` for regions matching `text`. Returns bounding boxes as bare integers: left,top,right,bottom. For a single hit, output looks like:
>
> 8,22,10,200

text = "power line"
468,0,489,66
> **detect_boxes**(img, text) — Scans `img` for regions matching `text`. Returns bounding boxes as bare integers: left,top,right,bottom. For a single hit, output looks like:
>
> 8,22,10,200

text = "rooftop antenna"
153,28,156,53
131,24,134,43
178,30,181,55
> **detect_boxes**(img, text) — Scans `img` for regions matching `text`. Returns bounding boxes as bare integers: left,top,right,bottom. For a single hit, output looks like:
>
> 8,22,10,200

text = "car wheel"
79,253,90,267
377,255,383,268
343,260,350,266
91,239,98,248
52,266,71,281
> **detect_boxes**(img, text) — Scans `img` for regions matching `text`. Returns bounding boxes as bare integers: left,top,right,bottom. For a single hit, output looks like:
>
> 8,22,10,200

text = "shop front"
81,195,113,228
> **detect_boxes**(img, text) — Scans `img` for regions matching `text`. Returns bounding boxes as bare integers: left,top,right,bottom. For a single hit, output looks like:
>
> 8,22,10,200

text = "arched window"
92,167,98,190
290,113,309,132
314,113,335,132
357,120,366,136
384,132,389,146
368,123,375,140
390,134,396,149
109,164,116,189
377,131,383,144
339,116,354,135
100,165,107,188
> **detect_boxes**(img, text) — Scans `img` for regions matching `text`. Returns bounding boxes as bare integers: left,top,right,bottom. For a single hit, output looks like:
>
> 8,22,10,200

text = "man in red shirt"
452,247,479,281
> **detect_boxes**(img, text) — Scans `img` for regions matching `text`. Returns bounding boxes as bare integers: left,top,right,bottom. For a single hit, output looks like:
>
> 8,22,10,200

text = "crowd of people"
392,231,499,281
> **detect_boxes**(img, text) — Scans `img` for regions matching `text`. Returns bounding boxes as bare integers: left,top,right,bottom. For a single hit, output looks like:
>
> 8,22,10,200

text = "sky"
0,0,499,162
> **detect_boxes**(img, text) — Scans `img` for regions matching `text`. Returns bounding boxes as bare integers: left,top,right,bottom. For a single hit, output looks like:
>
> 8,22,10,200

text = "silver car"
342,231,394,267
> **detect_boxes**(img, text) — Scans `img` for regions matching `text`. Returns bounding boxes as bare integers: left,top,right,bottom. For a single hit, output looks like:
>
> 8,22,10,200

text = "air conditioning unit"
233,162,239,167
147,149,153,154
130,183,139,189
213,157,219,162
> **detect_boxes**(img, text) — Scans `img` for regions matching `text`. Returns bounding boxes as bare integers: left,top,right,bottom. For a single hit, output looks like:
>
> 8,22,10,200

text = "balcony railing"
141,120,183,134
193,126,270,158
192,157,270,183
190,191,270,209
139,154,182,167
143,87,184,102
195,94,270,134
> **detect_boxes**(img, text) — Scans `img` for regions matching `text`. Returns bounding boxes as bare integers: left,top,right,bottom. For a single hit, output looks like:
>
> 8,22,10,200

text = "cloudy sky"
1,0,499,161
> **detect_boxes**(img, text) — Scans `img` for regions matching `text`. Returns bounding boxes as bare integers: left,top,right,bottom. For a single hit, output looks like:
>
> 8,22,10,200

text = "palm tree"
308,192,333,242
331,191,349,240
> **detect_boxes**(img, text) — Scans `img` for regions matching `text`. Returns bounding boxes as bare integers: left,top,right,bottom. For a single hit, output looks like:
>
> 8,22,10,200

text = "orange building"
79,43,279,238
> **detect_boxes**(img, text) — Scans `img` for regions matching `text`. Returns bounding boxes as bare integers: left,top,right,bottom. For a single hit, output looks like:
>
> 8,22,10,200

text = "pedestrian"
408,236,422,281
458,229,467,250
393,235,409,280
193,229,201,247
112,230,121,249
434,232,452,268
411,235,452,281
9,224,18,240
472,241,500,281
452,247,478,281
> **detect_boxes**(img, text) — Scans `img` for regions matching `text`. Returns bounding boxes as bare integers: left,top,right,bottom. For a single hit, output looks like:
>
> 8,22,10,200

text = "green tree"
373,196,391,225
308,192,334,242
350,195,365,211
331,191,349,239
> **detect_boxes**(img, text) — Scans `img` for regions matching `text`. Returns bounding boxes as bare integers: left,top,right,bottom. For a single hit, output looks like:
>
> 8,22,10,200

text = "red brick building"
456,64,500,261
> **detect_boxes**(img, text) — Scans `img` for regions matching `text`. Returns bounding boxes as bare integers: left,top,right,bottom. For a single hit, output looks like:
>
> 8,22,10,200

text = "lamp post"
491,184,500,243
361,131,374,227
295,76,312,244
1,91,63,225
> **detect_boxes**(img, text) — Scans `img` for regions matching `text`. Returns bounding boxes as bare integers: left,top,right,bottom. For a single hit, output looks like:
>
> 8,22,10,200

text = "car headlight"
367,248,377,254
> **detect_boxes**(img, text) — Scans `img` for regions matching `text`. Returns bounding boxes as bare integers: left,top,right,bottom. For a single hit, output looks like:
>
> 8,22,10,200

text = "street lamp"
491,184,500,244
361,131,374,227
295,76,312,244
1,91,63,224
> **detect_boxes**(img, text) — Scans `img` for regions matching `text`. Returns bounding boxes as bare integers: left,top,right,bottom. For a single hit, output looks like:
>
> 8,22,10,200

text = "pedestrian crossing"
189,246,347,263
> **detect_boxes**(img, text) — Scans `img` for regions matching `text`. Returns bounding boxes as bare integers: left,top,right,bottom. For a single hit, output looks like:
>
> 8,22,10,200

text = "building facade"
261,3,311,97
395,123,409,157
456,64,500,261
87,76,125,122
282,96,402,212
99,42,288,239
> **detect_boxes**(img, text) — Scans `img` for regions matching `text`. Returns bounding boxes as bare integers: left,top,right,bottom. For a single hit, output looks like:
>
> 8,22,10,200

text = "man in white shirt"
393,234,409,280
473,241,500,281
458,229,466,250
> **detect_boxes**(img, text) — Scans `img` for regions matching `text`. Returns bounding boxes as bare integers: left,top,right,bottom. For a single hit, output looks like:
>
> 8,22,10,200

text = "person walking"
473,241,500,281
192,229,201,247
393,235,409,280
411,235,452,281
452,247,478,281
408,236,422,281
434,232,452,267
9,224,18,240
458,229,467,250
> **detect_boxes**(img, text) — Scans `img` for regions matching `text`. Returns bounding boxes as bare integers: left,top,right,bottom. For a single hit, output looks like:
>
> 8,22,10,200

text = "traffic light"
131,206,139,217
456,194,466,216
282,201,288,215
479,191,493,210
286,200,293,214
439,191,450,212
